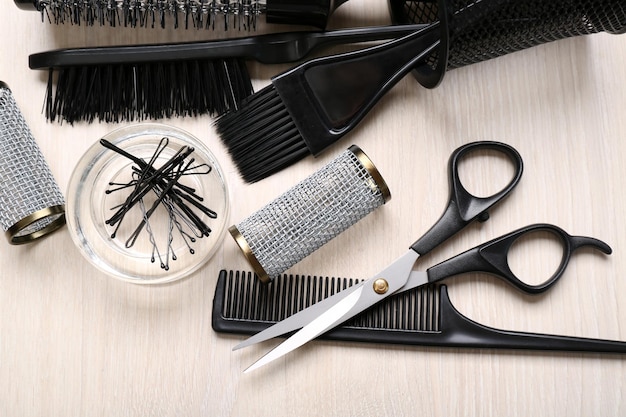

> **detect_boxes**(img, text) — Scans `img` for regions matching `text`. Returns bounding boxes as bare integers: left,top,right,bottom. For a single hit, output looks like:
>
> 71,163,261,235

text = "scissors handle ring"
426,223,612,294
411,141,524,255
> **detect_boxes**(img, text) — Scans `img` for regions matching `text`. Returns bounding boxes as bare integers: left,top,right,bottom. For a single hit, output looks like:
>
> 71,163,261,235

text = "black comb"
213,270,626,353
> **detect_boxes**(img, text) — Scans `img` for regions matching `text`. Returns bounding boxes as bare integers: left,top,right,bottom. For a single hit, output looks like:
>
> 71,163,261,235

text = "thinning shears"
234,141,612,372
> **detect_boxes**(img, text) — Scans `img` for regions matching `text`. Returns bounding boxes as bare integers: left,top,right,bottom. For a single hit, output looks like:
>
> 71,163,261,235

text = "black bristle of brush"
45,58,253,124
214,85,311,183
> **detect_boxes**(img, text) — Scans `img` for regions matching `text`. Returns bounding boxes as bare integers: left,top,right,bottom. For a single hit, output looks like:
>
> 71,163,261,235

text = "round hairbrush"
389,0,626,88
15,0,352,30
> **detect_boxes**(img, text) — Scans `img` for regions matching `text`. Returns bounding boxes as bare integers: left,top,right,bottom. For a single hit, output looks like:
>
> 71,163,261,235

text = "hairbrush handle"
29,24,427,69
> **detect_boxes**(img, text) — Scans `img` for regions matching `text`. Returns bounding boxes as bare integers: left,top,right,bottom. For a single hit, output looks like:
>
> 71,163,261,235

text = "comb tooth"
288,275,302,316
233,271,244,320
429,287,438,331
279,274,289,320
300,275,308,311
292,275,303,316
394,293,402,330
391,293,401,330
424,286,431,331
305,276,311,309
254,276,264,322
434,286,439,331
242,271,252,320
424,286,430,331
232,270,244,319
408,289,416,331
267,278,277,322
312,276,319,305
315,276,323,305
323,276,330,300
416,287,422,330
296,275,306,315
385,292,393,329
276,275,287,321
260,277,271,322
228,271,239,317
428,286,434,332
222,270,234,319
273,275,283,321
284,274,296,319
249,276,259,320
230,270,241,319
283,274,293,318
401,291,409,330
298,276,306,309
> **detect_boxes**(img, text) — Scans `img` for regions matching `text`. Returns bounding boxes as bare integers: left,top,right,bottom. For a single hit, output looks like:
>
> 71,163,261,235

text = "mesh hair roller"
0,82,66,244
229,145,391,283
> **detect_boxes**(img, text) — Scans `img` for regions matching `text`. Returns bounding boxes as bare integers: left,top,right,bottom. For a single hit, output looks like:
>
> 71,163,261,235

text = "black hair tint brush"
216,24,443,183
29,25,423,124
215,0,626,183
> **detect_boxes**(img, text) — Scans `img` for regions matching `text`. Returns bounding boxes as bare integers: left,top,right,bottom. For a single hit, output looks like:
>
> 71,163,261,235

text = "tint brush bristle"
45,58,253,124
215,84,310,183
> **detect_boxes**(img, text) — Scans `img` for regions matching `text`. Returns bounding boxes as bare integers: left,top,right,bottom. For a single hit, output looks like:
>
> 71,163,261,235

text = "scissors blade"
243,284,366,373
242,249,420,372
232,280,366,350
403,270,429,291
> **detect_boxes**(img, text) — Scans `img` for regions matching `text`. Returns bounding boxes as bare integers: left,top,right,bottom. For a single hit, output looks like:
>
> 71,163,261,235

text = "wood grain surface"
0,2,624,416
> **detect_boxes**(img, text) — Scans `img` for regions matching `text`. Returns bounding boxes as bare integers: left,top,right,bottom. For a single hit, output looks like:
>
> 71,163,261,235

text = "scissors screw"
373,278,389,294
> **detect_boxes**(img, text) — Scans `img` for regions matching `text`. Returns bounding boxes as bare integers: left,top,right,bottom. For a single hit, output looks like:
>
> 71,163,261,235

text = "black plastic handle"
28,24,429,69
266,0,349,29
425,224,612,294
410,141,523,255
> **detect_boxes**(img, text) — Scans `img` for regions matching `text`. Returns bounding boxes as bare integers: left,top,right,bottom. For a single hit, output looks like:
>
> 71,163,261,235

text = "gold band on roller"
228,225,270,284
348,145,391,203
6,205,66,245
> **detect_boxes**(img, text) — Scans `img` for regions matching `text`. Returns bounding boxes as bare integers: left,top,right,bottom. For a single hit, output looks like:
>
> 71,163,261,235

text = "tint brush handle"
272,23,441,155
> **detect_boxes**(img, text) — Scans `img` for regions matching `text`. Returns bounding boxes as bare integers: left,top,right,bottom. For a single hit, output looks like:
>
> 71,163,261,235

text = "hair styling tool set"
9,0,626,371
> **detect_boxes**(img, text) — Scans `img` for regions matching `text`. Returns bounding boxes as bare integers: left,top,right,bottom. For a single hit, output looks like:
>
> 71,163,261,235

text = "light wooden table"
1,2,625,416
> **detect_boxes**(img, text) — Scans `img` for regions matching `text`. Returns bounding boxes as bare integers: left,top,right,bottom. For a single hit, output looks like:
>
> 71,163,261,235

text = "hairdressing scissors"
234,141,612,372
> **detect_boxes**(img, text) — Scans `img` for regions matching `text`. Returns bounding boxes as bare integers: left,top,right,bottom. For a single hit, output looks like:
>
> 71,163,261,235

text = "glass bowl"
66,123,230,284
